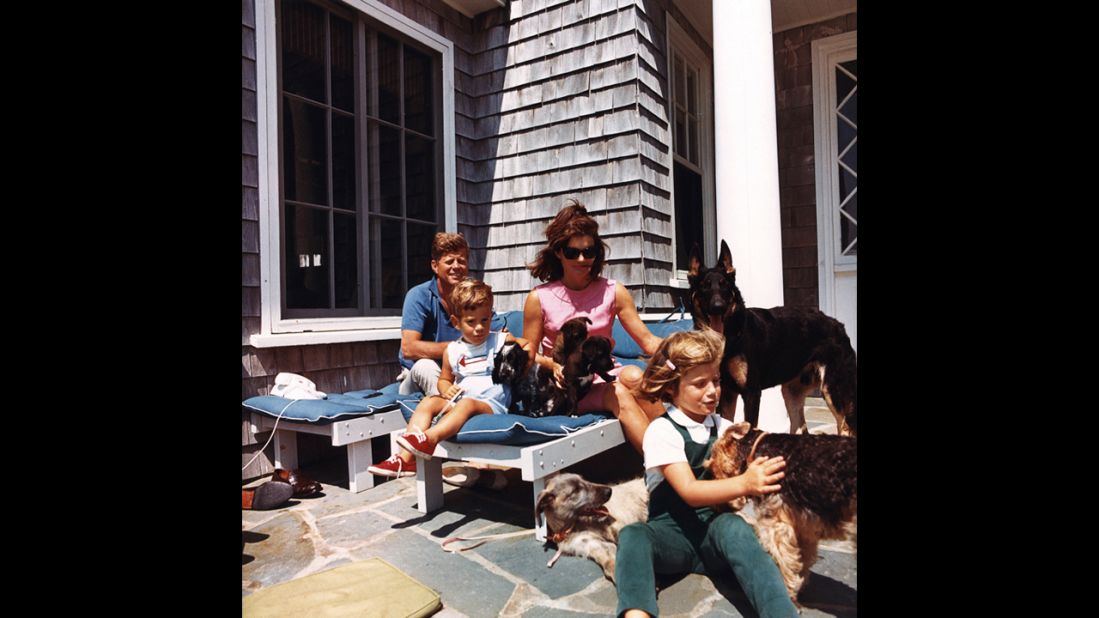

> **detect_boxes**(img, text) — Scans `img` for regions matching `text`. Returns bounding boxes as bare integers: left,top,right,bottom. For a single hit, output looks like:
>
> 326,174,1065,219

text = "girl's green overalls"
614,413,797,618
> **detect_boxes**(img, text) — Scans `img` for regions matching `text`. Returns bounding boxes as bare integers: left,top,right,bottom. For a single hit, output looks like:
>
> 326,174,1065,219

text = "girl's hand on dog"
742,456,786,496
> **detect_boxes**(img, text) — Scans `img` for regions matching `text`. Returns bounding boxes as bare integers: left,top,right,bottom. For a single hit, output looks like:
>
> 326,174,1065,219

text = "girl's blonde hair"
635,329,725,403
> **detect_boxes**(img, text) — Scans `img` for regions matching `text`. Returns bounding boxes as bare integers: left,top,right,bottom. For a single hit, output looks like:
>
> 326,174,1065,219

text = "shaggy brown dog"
705,422,857,603
535,473,648,581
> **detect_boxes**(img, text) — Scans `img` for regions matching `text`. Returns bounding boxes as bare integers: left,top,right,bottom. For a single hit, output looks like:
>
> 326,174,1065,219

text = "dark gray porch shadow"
795,571,858,617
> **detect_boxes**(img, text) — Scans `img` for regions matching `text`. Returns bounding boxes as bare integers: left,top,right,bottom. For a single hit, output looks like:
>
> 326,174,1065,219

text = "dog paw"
601,559,616,582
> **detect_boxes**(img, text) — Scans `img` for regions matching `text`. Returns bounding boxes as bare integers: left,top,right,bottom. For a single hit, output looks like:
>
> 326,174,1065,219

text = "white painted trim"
774,10,855,34
256,0,278,338
812,31,857,318
666,11,717,278
440,0,505,19
250,328,400,347
254,0,457,341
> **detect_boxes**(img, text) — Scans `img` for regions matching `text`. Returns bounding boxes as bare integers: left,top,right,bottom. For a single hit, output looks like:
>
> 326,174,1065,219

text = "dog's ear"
718,240,736,275
535,490,555,516
688,244,703,278
726,421,752,440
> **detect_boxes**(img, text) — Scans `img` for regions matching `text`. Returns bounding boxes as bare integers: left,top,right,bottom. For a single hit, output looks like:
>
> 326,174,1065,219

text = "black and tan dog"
688,241,857,435
705,422,857,604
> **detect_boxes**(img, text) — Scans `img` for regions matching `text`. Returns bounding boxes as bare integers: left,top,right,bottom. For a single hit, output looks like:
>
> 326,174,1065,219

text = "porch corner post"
712,0,789,430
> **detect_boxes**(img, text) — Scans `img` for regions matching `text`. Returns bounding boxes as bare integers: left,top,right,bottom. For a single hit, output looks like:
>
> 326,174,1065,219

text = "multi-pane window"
671,50,705,272
834,60,857,256
278,0,440,318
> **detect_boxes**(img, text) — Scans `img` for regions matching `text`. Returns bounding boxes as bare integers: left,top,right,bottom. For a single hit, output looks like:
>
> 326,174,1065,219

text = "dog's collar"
746,431,768,463
549,527,573,544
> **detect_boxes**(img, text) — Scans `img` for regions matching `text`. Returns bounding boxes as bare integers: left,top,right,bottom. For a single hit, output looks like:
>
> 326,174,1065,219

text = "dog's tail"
809,330,857,434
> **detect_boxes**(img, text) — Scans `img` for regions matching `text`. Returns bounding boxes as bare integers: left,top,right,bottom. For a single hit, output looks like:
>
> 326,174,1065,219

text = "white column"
712,0,789,431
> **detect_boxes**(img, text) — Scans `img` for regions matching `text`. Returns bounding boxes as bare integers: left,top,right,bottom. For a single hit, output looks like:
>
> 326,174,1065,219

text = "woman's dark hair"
528,199,609,282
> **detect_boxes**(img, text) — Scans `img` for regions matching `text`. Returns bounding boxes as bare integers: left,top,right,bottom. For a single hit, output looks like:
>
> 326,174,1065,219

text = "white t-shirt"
445,331,508,397
642,406,734,494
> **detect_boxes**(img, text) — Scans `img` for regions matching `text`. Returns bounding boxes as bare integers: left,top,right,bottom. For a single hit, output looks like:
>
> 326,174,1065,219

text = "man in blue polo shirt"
398,232,505,395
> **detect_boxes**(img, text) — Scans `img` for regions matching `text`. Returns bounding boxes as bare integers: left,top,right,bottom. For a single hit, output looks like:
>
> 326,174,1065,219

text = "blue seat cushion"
611,318,694,359
502,310,526,338
397,404,613,446
497,309,694,362
243,389,421,423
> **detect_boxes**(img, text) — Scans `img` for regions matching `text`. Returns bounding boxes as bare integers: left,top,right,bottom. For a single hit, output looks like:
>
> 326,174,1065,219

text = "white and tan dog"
535,473,648,582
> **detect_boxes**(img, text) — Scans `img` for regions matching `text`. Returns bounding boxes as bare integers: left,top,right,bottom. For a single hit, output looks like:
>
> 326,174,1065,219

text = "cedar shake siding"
467,0,697,314
773,11,855,310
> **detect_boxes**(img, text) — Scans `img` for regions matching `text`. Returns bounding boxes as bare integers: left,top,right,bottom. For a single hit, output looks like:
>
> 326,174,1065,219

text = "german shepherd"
687,241,857,435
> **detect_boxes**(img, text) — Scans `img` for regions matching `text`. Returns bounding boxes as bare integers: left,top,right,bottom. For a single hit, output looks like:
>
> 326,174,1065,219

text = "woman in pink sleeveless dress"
523,200,665,451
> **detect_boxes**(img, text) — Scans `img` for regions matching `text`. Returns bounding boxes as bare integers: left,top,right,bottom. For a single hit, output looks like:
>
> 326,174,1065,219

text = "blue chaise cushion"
243,390,421,423
397,404,613,446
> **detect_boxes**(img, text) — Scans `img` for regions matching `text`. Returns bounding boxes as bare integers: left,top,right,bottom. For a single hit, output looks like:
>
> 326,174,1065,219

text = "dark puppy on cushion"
515,317,616,417
571,335,616,403
556,317,617,416
492,341,529,388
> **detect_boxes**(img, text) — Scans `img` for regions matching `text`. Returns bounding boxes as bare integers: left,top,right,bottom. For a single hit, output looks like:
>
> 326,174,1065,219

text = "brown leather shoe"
242,480,293,510
272,468,322,498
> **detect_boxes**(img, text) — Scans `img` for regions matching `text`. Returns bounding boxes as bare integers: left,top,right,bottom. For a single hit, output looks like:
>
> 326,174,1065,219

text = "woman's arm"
614,282,663,355
505,333,537,370
523,290,557,371
660,456,786,508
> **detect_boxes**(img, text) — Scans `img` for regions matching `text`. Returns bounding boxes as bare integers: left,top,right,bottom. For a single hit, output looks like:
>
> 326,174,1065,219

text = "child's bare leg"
397,397,448,462
424,399,494,444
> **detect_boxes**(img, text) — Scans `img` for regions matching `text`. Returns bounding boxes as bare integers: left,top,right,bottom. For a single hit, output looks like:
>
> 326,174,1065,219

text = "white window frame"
812,31,857,317
665,14,716,289
252,0,456,348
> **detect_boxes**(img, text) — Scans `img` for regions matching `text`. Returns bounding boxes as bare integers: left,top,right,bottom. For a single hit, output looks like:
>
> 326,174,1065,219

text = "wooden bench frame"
249,408,407,493
408,419,626,541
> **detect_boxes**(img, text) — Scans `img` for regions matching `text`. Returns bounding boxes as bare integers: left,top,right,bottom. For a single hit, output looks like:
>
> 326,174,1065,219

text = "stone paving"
243,399,856,617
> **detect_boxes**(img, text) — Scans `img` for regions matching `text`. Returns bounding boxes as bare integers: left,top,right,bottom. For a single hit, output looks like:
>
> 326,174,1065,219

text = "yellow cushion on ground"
243,558,441,618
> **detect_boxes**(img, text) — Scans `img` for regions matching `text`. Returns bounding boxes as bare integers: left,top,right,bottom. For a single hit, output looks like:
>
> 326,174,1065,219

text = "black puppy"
518,318,617,417
513,364,563,417
491,341,529,388
688,240,857,435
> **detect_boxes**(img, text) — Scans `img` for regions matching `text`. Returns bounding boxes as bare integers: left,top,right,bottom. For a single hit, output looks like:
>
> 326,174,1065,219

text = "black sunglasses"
560,246,598,260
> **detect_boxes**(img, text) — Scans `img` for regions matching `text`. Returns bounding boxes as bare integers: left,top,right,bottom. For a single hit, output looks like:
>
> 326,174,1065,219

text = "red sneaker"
367,454,417,478
396,429,437,460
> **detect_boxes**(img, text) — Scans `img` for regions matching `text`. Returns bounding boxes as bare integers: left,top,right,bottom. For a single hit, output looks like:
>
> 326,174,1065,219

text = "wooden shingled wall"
462,0,696,313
